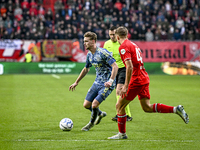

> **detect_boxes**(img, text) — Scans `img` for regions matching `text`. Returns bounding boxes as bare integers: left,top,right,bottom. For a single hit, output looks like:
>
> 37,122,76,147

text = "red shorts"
125,83,150,101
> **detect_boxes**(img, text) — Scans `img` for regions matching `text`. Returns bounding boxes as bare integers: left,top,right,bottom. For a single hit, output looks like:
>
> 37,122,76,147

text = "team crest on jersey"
120,49,126,55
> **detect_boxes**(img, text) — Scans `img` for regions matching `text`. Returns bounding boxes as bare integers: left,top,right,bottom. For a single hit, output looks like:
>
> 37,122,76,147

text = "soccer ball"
59,118,73,131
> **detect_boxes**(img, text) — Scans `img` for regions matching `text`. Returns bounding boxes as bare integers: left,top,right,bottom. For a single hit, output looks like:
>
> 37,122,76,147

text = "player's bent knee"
83,104,89,109
92,104,98,109
83,102,91,109
91,99,100,109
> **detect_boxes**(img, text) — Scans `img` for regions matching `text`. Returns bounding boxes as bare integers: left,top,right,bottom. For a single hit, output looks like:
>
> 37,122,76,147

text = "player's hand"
120,86,128,98
104,81,112,88
69,82,78,91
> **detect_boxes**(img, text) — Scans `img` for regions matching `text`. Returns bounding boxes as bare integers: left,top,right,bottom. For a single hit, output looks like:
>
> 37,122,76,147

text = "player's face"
109,30,117,43
84,37,94,50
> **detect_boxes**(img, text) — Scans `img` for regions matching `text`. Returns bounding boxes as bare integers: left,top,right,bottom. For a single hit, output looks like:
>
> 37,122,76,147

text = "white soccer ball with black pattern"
59,118,73,131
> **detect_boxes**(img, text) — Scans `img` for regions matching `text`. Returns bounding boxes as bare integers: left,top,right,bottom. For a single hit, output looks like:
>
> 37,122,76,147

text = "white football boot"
176,105,189,124
108,132,128,139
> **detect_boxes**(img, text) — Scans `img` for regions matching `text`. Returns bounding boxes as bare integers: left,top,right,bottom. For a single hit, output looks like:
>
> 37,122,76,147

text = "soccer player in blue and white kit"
69,31,118,131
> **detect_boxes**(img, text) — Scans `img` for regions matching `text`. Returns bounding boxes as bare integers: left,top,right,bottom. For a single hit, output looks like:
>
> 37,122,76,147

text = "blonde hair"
115,26,128,38
84,31,97,42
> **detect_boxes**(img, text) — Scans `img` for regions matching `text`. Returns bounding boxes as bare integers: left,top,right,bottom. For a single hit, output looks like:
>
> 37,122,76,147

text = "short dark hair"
84,31,97,42
109,26,117,31
115,26,128,38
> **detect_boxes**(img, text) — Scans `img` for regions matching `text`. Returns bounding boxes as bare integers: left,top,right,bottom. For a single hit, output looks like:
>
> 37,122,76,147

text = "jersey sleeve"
119,45,131,63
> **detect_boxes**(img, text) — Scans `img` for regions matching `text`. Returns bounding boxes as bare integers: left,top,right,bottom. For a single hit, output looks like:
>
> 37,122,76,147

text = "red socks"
117,104,174,133
153,103,174,113
117,114,127,133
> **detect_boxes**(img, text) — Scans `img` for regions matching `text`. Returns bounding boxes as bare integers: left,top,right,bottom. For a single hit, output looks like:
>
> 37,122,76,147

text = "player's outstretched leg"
108,132,128,139
152,103,189,124
176,105,189,124
94,111,107,125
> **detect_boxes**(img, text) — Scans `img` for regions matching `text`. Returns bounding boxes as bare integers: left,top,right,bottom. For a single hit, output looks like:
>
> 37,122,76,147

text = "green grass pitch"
0,74,200,150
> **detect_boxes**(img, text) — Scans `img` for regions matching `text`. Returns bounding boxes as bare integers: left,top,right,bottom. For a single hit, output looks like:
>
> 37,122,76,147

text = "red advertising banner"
69,39,87,62
136,42,200,62
70,46,87,62
97,41,200,62
56,40,72,57
42,40,87,62
42,40,72,58
0,40,22,62
0,40,200,63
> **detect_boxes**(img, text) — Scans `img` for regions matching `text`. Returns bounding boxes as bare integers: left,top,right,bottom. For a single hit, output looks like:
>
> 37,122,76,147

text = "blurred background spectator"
0,0,199,42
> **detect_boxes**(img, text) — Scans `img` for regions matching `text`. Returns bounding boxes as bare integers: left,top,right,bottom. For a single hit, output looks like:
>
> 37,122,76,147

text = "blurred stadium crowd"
0,0,200,41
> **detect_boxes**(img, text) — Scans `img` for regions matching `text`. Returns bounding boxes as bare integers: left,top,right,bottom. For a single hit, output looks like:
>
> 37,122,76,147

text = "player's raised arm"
69,67,90,91
104,62,118,87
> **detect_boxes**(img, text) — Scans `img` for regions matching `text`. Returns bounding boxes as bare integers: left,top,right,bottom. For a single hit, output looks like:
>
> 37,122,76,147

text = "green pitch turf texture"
0,74,199,150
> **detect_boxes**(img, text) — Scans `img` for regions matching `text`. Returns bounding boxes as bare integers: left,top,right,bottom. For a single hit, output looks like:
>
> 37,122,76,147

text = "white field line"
52,74,60,79
8,139,196,142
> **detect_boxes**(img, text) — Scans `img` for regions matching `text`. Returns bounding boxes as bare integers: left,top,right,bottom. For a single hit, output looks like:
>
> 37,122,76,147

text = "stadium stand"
0,0,199,41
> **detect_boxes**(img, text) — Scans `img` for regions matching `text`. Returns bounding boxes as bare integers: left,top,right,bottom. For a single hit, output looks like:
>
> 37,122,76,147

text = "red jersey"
119,39,149,87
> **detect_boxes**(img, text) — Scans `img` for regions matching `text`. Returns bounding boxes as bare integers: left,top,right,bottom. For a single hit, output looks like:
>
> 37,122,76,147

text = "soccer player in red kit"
108,26,189,139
